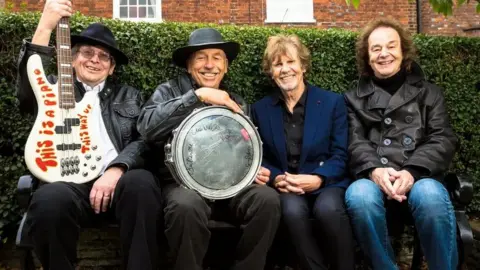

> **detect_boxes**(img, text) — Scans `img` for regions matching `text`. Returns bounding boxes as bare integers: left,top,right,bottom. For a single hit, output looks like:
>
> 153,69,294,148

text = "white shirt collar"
78,78,106,93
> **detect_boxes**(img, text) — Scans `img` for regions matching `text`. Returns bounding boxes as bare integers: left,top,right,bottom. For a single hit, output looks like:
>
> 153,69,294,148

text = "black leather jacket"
16,39,147,171
137,73,249,181
344,62,457,181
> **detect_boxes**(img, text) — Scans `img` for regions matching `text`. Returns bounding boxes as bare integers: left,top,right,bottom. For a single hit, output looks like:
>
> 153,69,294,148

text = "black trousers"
280,187,355,270
25,169,163,270
163,183,281,270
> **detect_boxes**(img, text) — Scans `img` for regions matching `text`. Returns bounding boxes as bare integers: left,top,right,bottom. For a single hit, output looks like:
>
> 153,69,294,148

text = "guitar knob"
96,156,102,161
85,154,91,160
90,165,96,171
92,145,98,150
60,158,65,167
75,156,80,164
82,172,88,177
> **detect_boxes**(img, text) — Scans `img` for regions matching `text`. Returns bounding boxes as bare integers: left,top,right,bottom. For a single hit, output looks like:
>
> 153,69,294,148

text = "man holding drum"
137,28,281,270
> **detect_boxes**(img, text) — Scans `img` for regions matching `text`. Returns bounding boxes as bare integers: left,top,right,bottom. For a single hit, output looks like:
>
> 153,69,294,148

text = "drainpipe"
416,0,422,33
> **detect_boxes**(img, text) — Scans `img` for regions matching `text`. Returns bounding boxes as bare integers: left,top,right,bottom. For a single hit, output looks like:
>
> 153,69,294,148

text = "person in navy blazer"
252,34,355,270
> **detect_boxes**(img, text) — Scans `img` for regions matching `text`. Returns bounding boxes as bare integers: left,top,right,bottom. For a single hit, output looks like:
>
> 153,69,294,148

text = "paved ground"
1,219,479,270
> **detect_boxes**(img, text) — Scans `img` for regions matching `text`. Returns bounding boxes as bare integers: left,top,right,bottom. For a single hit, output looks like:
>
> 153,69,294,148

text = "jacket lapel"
268,101,288,171
384,84,422,115
300,86,322,167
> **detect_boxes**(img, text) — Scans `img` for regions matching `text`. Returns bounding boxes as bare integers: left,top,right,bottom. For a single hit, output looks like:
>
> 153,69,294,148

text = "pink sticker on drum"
241,129,250,141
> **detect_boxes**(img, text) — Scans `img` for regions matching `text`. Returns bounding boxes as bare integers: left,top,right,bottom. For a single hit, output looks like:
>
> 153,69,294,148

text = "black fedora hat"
172,28,240,68
71,23,128,65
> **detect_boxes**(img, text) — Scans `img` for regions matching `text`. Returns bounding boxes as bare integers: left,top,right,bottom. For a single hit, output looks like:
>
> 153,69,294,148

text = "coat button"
403,136,413,146
405,116,413,124
383,139,391,146
319,161,324,166
384,117,392,125
128,109,135,115
380,157,388,164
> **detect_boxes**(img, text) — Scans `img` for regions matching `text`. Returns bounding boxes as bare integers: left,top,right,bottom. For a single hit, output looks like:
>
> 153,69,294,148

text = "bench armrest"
16,175,39,210
445,173,473,206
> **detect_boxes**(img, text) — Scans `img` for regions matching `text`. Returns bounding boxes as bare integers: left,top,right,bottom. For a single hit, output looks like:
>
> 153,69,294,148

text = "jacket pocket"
112,101,140,141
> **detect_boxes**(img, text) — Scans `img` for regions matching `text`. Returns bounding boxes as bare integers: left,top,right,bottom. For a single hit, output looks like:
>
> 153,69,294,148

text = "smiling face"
72,45,115,87
270,45,306,93
187,48,228,89
368,26,403,79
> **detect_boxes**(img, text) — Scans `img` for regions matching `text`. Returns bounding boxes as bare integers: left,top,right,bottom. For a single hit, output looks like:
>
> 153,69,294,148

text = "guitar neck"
56,17,75,109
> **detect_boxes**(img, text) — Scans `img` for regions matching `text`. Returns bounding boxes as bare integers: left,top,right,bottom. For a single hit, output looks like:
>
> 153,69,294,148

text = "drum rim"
169,106,262,200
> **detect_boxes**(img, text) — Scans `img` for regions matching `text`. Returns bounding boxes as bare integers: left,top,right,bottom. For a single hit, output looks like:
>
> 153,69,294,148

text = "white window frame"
265,0,315,23
113,0,162,22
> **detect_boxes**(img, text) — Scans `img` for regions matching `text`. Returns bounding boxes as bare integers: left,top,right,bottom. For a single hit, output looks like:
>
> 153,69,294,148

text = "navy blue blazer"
251,83,350,192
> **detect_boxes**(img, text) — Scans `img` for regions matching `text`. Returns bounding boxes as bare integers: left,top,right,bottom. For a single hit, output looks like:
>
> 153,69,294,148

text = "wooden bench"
15,173,474,269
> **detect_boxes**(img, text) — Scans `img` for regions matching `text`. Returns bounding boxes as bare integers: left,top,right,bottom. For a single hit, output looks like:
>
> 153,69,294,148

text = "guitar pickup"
54,118,80,134
64,118,80,126
56,143,81,151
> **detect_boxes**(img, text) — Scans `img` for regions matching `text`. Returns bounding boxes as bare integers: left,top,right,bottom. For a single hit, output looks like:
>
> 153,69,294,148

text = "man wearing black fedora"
137,28,281,270
16,0,162,269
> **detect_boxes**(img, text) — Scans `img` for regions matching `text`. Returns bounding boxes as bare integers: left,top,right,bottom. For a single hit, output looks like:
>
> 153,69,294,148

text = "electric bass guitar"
24,17,103,183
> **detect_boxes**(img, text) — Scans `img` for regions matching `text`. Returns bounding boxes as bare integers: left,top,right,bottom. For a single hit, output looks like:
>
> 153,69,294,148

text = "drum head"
171,106,262,200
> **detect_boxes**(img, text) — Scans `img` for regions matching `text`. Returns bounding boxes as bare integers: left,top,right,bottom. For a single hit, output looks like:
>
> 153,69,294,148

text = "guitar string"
66,18,75,175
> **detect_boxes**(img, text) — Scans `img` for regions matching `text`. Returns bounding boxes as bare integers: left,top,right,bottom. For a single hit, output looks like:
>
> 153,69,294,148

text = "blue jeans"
345,178,457,270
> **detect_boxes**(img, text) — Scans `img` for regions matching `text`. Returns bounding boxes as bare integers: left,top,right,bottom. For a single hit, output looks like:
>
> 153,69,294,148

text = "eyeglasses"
78,48,112,62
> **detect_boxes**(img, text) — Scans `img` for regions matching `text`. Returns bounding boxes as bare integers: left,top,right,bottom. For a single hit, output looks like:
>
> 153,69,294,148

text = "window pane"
120,7,128,18
129,6,137,17
265,0,314,23
148,0,155,5
120,0,127,5
139,0,146,5
129,0,137,5
148,6,155,18
139,7,147,18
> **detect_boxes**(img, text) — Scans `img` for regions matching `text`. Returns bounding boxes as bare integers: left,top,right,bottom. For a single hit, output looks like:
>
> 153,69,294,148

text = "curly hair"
356,17,416,76
262,34,311,76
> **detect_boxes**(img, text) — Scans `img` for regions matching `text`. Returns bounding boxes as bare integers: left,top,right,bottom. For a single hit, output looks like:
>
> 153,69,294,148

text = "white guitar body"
24,54,103,183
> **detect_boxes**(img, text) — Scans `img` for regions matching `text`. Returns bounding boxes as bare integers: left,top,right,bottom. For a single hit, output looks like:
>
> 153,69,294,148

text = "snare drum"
164,106,262,200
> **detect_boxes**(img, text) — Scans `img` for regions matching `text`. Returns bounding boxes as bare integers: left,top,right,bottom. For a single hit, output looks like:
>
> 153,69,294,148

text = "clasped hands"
371,167,414,202
255,167,322,194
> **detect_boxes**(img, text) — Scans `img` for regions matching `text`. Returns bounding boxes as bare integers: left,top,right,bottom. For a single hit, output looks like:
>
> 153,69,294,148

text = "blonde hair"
262,34,311,76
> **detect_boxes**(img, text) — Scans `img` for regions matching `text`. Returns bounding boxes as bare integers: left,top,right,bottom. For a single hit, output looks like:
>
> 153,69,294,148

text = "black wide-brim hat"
172,28,240,68
71,23,128,65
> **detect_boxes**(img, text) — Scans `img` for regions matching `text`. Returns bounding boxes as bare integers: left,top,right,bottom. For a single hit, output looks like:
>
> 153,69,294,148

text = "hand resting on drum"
195,87,243,114
255,166,271,185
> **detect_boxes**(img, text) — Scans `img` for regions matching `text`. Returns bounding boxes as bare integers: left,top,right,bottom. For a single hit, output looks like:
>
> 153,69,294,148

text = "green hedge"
0,11,479,241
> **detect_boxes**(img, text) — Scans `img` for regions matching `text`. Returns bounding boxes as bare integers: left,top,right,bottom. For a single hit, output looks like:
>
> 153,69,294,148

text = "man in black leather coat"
344,18,458,270
16,0,162,269
137,28,281,270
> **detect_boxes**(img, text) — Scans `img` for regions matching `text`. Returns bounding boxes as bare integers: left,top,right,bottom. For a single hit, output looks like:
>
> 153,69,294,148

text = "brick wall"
0,0,5,8
10,0,113,18
6,0,480,36
161,0,417,33
421,0,480,36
